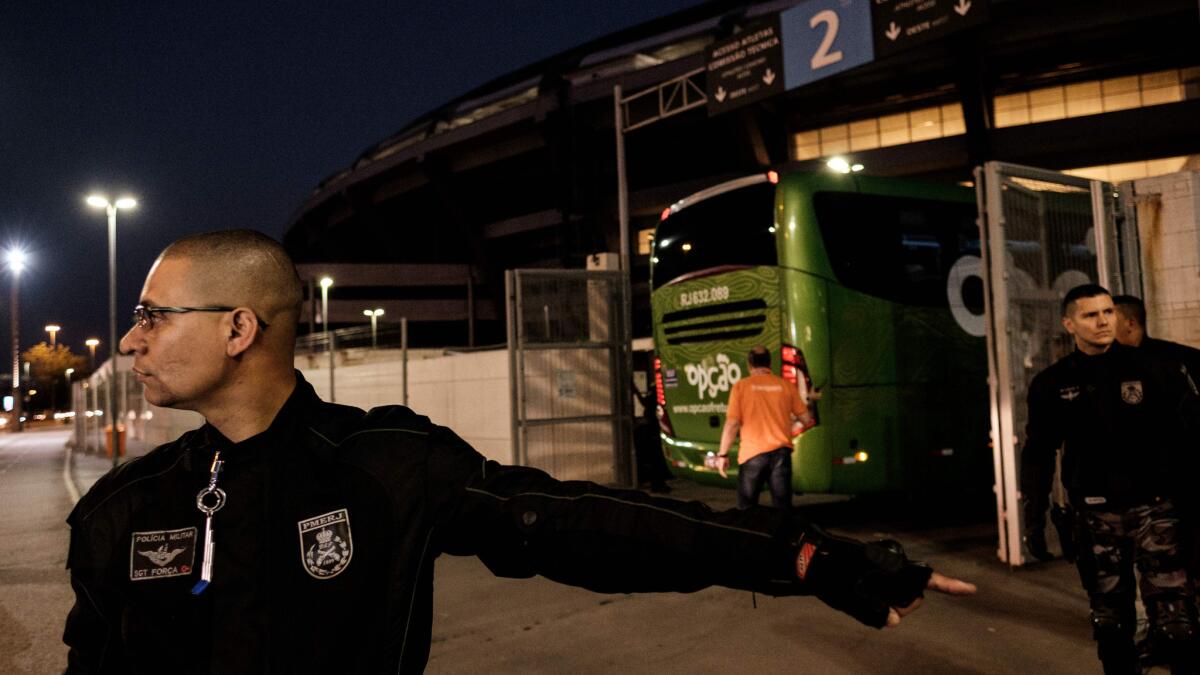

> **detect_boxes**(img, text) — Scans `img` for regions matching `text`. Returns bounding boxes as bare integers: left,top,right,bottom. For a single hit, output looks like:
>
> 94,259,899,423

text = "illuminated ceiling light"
851,163,864,172
681,243,692,252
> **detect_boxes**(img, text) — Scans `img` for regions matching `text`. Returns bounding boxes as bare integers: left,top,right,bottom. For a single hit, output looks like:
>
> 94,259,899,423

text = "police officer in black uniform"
1113,295,1200,381
63,230,975,674
1021,284,1200,674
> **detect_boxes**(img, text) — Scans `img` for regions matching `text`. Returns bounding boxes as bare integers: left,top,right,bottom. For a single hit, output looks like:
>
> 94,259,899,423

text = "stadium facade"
284,0,1199,346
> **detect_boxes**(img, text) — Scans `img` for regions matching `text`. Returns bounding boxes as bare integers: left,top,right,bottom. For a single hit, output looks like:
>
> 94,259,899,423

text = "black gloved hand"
796,526,932,629
1025,526,1054,562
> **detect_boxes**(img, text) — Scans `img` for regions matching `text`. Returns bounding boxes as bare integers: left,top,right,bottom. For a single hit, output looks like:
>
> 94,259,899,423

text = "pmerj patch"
1120,380,1144,405
130,527,197,581
298,508,353,579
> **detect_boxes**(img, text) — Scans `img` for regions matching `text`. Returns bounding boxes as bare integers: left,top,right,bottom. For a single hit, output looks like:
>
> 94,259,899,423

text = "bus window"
653,183,776,290
813,192,979,307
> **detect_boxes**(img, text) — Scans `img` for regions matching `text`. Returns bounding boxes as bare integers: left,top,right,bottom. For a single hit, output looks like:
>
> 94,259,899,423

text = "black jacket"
64,374,815,673
1020,342,1200,519
1141,336,1200,385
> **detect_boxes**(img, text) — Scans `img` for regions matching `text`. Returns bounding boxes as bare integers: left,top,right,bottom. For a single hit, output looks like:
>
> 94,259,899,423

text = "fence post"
401,318,408,406
328,331,336,403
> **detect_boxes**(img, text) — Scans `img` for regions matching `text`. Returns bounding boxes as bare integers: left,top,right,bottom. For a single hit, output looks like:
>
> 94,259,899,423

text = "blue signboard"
780,0,875,91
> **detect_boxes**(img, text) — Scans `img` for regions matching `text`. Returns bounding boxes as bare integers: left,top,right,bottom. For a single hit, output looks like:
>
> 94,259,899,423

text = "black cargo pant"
1076,499,1198,674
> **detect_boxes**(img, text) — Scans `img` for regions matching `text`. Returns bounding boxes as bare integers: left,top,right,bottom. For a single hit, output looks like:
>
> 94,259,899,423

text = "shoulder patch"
130,527,197,580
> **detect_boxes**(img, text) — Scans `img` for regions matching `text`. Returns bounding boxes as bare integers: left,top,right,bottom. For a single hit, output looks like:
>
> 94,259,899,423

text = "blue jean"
737,447,793,512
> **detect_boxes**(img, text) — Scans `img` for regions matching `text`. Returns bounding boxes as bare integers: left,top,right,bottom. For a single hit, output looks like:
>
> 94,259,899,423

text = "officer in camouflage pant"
1077,500,1194,671
1021,286,1200,674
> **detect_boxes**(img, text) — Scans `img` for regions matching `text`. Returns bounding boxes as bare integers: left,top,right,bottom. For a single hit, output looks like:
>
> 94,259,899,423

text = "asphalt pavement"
0,429,78,674
424,482,1103,674
1,429,1119,673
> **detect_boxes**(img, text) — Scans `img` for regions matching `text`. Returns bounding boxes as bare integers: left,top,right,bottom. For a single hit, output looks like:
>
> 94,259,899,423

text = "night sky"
0,1,700,364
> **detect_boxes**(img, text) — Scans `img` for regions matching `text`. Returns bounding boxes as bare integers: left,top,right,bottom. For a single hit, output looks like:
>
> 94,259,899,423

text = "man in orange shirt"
716,346,812,512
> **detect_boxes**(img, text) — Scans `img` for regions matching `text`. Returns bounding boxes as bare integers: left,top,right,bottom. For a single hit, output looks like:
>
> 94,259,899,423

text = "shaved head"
158,229,303,345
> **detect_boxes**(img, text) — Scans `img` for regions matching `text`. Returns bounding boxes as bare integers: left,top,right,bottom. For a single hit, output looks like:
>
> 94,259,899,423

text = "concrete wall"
1134,170,1200,347
78,348,514,463
297,348,513,464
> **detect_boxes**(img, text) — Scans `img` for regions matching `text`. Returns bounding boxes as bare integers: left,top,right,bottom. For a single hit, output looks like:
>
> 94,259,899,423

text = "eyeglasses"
132,304,269,330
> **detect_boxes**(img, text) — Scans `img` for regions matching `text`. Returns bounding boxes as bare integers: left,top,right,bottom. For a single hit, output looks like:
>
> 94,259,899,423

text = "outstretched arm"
430,426,976,628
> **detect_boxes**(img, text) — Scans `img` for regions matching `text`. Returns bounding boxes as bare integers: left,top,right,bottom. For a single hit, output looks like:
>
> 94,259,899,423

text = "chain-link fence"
977,161,1137,566
507,269,634,485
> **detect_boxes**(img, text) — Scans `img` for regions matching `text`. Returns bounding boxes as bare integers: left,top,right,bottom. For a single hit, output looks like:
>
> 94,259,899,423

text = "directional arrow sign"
871,0,988,59
704,16,785,116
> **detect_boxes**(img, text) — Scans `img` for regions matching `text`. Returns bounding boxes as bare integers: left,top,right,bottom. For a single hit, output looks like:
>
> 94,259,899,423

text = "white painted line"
63,441,81,505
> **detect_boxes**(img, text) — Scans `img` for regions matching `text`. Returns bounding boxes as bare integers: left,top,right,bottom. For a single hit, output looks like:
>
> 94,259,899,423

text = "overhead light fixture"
826,157,864,174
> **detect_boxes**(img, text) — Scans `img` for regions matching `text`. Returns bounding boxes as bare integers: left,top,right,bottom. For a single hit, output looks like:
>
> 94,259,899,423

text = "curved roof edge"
289,0,801,227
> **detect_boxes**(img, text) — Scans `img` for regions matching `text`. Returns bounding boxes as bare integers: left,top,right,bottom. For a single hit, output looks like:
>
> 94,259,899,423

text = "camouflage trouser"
1076,499,1198,673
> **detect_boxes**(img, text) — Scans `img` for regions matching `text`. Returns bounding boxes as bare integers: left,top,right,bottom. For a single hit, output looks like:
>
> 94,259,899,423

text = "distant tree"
23,342,87,382
22,342,87,412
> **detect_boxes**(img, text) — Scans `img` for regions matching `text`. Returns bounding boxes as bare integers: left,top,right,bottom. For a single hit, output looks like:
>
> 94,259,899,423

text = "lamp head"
45,324,61,333
86,195,109,209
5,248,27,274
85,338,100,348
114,197,137,209
319,276,334,289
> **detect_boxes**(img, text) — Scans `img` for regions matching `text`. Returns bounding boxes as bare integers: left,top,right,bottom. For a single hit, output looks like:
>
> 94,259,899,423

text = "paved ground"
424,485,1101,674
0,429,78,674
1,429,1126,673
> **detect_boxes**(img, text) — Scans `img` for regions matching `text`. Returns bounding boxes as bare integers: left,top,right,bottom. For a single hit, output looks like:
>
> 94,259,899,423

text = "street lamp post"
362,308,384,348
85,338,99,371
45,324,61,348
6,249,26,432
319,276,334,402
63,368,75,417
88,194,136,467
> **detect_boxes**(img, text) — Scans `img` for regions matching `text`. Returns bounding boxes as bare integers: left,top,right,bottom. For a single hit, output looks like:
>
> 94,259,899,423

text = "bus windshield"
813,191,980,307
652,182,776,290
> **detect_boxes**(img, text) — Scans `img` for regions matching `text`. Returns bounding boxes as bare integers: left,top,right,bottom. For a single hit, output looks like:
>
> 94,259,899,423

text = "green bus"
650,171,990,495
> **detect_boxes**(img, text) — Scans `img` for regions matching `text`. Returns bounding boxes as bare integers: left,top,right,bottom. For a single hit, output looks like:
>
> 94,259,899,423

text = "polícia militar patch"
130,527,198,581
298,508,353,579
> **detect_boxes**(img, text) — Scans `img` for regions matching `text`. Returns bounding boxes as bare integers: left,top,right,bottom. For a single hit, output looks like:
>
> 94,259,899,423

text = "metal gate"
506,269,634,485
976,161,1141,566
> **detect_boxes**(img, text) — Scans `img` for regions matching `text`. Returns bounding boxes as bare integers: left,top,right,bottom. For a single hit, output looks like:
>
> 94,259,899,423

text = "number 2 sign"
781,0,875,90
